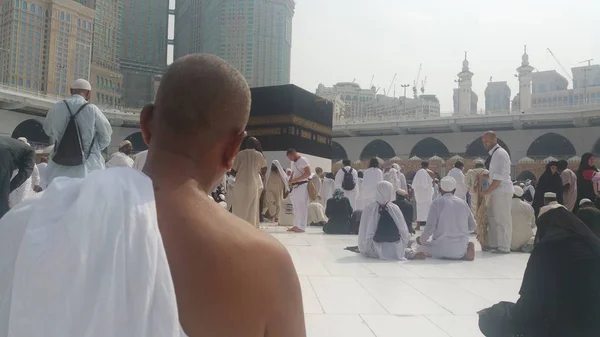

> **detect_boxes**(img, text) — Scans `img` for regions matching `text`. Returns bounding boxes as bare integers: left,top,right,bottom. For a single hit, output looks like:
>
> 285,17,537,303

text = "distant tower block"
517,45,534,113
457,52,474,116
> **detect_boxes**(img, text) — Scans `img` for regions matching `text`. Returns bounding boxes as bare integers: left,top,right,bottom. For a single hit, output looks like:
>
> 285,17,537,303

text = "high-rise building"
485,81,511,115
175,0,295,88
173,0,201,59
0,0,95,95
120,0,168,108
89,0,123,108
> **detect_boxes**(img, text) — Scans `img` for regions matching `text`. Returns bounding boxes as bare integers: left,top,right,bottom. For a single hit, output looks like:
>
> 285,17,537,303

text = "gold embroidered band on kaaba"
247,115,332,136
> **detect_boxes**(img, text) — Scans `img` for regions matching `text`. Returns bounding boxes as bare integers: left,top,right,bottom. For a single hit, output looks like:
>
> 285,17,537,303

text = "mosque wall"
334,126,600,164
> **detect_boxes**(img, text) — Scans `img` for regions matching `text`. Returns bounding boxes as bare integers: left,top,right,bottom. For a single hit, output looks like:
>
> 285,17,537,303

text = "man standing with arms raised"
480,131,513,254
141,54,305,336
287,149,311,233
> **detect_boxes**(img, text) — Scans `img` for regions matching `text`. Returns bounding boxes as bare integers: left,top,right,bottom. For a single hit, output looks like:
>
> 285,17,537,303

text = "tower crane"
387,73,397,98
413,63,422,99
369,75,375,88
420,76,427,94
546,48,573,81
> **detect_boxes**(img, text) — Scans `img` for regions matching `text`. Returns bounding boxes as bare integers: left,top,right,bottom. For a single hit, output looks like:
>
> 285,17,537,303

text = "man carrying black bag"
43,79,112,186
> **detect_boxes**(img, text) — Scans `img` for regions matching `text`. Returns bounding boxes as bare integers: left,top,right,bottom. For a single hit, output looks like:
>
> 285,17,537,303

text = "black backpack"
341,168,356,191
373,205,400,243
52,101,95,166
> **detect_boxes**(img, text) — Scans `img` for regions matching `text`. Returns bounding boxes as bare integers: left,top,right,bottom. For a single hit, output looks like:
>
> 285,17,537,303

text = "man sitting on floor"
538,192,565,217
510,186,536,253
394,189,415,234
407,176,476,261
358,181,411,260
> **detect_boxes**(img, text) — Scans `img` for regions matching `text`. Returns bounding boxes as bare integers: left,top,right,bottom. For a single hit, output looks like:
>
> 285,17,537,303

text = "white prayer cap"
474,159,484,165
119,140,132,148
580,198,593,206
440,176,457,192
513,186,524,197
70,78,92,91
392,163,400,171
396,189,407,197
519,183,525,188
17,137,30,146
544,192,557,198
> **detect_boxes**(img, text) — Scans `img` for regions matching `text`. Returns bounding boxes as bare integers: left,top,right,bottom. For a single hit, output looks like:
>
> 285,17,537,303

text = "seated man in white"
511,186,536,253
358,181,411,260
407,176,476,261
539,192,566,217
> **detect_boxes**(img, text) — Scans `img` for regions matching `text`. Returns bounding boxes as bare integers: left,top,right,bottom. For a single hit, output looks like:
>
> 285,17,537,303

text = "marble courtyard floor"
262,225,529,337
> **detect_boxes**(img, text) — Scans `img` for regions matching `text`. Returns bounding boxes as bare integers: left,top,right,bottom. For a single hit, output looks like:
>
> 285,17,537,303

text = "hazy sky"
168,0,599,112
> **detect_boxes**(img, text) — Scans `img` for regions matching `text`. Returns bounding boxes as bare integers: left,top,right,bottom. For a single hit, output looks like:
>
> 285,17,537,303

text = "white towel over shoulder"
0,168,181,337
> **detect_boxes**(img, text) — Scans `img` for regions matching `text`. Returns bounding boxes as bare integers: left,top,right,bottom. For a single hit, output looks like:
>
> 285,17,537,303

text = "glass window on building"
22,1,26,10
66,13,70,22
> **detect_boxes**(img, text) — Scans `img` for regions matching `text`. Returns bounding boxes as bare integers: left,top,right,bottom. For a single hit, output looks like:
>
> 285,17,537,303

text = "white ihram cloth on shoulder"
0,168,181,337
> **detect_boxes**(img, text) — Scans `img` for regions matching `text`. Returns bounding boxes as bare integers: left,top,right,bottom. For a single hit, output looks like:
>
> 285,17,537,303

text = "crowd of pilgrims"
1,57,600,336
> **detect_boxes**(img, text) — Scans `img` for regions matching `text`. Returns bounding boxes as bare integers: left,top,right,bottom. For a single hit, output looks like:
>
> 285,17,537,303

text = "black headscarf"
532,161,563,217
505,207,600,336
576,152,598,211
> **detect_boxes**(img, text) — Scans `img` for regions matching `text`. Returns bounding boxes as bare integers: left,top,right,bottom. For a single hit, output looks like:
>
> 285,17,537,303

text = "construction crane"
420,76,427,94
580,59,594,104
369,75,375,88
387,73,397,98
546,48,573,81
413,63,422,99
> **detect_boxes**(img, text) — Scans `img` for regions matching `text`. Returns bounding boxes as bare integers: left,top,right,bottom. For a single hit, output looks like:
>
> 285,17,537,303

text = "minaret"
516,45,534,113
457,52,474,116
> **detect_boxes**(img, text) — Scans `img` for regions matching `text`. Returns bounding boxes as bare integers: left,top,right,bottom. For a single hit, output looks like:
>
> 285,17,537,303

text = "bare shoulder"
157,195,304,337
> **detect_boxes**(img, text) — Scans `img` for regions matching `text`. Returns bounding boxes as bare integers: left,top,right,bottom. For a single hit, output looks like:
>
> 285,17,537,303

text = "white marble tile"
356,277,449,315
305,314,375,337
402,279,493,315
309,276,387,314
361,315,449,337
261,225,530,335
298,277,323,314
426,315,484,337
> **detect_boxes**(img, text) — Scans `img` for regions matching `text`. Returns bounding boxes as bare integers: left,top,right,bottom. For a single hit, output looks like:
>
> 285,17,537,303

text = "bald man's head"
482,130,498,150
153,54,251,135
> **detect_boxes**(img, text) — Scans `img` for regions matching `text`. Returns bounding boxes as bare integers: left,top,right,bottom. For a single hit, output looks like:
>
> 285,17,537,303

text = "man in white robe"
106,141,135,168
408,176,476,261
335,159,359,209
413,161,434,230
481,131,513,254
539,192,566,217
392,163,407,192
356,171,364,210
0,168,181,337
320,173,336,210
287,148,311,233
229,137,267,228
133,150,148,171
511,186,536,253
313,167,324,206
361,161,384,209
358,181,410,260
447,160,468,201
43,79,112,185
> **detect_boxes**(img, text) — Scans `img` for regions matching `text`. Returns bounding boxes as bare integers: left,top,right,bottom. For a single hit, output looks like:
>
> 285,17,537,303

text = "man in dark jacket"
394,189,415,234
0,136,35,218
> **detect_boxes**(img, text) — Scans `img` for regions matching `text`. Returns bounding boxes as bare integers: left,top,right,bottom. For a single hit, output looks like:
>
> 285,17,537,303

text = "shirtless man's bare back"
140,54,306,337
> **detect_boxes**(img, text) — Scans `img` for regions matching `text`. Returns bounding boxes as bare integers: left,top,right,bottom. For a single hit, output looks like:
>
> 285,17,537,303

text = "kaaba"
247,84,333,170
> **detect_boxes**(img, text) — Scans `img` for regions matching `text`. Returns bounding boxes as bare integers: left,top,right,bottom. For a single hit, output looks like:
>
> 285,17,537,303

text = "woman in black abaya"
532,161,563,217
478,207,600,337
575,152,599,213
